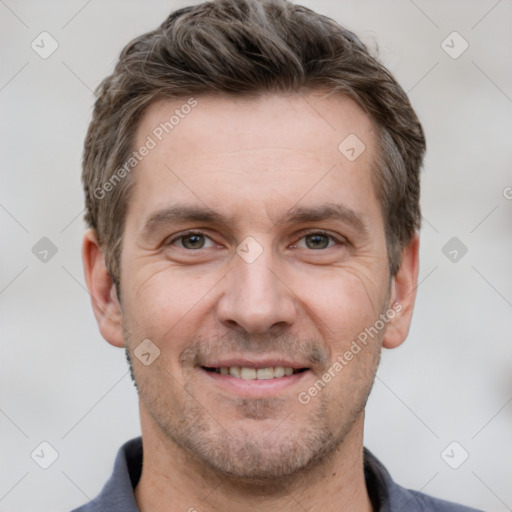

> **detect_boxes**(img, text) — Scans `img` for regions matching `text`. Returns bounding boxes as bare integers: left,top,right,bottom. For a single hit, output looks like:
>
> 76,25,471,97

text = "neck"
134,408,373,512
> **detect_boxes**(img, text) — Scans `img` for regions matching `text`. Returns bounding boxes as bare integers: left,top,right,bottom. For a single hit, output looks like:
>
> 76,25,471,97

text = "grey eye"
304,234,331,249
181,234,206,249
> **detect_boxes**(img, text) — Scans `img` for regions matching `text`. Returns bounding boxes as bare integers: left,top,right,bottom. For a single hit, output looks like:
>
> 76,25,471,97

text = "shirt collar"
73,437,448,512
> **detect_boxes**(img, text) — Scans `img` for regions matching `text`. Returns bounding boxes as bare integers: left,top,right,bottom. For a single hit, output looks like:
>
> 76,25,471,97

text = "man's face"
119,92,393,479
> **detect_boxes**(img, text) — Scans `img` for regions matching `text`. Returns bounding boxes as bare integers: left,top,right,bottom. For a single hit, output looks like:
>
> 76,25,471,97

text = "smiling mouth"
202,366,309,380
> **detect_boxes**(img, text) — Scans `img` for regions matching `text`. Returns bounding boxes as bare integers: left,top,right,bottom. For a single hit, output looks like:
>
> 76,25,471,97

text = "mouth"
202,365,309,380
198,358,313,397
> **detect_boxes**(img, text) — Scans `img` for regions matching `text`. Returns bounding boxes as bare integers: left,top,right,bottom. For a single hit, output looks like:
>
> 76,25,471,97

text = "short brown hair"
82,0,425,290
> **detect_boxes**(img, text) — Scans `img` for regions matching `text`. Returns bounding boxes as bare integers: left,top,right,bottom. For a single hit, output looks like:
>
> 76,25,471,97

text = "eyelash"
166,230,346,250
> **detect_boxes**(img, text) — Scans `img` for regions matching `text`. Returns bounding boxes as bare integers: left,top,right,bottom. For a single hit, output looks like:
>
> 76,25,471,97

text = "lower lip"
200,368,311,398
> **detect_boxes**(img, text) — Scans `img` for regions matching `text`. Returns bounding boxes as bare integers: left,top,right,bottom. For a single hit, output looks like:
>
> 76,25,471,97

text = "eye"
168,231,216,250
294,231,343,250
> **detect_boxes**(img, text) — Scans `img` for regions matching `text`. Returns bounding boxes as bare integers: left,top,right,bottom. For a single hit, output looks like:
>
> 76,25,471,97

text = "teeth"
274,366,285,378
229,366,240,378
240,367,257,380
256,367,274,380
215,366,301,380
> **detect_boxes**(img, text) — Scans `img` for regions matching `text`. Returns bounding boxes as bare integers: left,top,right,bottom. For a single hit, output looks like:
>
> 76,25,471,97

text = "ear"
82,228,124,348
382,234,420,349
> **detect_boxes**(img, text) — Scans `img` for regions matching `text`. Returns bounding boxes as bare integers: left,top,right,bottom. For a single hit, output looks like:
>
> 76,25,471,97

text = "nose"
216,250,297,334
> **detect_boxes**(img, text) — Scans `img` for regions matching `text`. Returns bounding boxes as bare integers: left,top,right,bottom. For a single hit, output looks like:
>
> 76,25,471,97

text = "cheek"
121,266,223,359
126,262,215,322
294,265,388,342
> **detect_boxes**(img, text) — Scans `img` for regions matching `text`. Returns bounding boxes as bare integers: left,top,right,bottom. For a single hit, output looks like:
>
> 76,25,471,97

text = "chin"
161,398,357,485
188,429,335,483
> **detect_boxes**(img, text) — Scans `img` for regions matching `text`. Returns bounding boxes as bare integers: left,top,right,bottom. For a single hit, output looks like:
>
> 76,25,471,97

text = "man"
74,0,481,510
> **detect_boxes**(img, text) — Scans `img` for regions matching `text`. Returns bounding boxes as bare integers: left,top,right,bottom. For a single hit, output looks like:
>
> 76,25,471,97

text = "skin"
83,91,419,512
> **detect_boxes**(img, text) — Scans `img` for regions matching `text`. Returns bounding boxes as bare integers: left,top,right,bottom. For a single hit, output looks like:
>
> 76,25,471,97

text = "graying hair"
82,0,425,291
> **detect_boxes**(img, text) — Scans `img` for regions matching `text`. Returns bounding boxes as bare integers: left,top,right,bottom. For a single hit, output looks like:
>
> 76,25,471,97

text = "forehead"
136,92,375,163
127,92,380,232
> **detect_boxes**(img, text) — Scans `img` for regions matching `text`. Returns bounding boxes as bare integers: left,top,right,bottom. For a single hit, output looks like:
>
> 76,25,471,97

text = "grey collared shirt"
70,437,483,512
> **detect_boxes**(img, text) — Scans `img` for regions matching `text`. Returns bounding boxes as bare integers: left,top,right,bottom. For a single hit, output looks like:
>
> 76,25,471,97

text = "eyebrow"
139,203,369,240
272,203,369,236
140,205,227,240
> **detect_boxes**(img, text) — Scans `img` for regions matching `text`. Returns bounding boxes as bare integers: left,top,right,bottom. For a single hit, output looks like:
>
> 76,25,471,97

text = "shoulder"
403,488,485,512
68,437,143,512
69,501,100,512
363,447,484,512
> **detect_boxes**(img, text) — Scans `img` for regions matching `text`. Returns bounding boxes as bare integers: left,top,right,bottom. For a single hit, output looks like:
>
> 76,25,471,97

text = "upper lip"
200,358,310,369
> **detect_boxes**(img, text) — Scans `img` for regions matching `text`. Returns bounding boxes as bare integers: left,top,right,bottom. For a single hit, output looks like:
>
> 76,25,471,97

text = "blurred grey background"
1,1,511,511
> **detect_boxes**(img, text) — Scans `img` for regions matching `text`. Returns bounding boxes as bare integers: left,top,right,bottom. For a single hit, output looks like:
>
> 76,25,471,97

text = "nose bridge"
217,243,296,333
